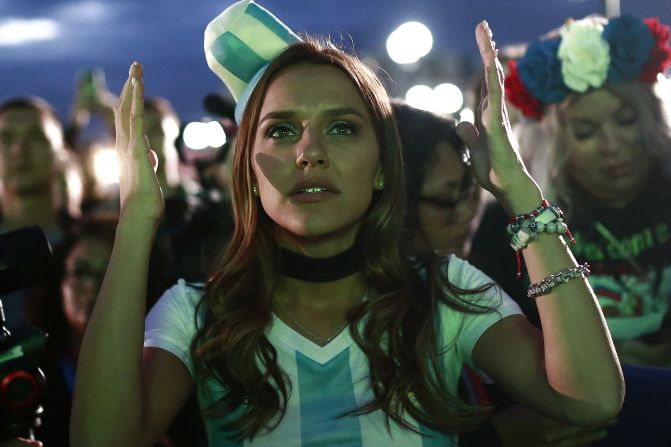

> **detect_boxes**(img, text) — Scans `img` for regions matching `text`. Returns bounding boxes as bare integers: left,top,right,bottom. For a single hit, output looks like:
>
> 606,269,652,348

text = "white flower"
558,19,610,92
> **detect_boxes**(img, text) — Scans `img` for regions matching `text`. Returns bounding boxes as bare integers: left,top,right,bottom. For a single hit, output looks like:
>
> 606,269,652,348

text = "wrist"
115,216,160,241
498,182,544,217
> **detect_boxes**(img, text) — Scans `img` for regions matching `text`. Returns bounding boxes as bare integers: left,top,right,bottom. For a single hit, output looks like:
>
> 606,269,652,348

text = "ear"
373,166,385,191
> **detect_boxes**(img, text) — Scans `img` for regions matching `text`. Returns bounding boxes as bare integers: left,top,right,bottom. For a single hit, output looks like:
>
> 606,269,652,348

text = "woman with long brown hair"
70,2,623,446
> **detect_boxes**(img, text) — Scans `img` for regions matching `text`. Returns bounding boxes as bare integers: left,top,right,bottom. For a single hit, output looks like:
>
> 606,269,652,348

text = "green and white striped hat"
204,0,301,123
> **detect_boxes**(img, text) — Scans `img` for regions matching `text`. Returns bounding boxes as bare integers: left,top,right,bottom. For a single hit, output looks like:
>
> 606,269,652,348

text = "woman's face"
251,63,383,255
61,237,112,335
415,141,479,256
561,88,653,208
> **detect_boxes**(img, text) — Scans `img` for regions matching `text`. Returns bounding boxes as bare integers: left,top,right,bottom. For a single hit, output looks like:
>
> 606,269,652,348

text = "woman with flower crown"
469,13,671,446
69,1,623,446
473,14,671,367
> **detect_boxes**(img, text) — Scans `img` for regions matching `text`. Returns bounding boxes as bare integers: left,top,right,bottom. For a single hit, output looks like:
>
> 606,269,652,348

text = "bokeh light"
433,83,464,114
183,121,227,150
405,84,435,111
0,18,60,46
386,21,433,64
92,146,119,187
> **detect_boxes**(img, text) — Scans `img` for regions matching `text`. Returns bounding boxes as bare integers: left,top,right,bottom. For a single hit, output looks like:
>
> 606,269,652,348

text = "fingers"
476,20,497,66
116,61,143,150
456,121,480,149
128,62,147,156
476,21,506,130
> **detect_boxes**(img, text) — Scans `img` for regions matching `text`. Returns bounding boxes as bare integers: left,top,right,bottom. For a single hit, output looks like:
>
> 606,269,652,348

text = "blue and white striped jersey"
145,256,522,446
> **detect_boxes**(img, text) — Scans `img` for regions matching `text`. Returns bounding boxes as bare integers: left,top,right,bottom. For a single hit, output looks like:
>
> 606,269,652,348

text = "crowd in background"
1,11,670,447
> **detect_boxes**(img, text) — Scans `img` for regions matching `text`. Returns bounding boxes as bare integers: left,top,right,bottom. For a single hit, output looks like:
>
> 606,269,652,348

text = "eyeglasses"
64,265,106,284
418,171,477,223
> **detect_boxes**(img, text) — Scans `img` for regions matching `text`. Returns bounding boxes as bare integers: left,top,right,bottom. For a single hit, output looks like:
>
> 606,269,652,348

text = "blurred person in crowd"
143,97,204,304
390,100,510,446
145,97,200,203
168,94,238,284
473,13,671,366
0,97,77,331
66,68,116,151
65,68,119,214
35,217,204,447
470,14,671,446
70,2,622,446
391,99,480,258
0,97,74,243
0,96,82,447
36,218,116,447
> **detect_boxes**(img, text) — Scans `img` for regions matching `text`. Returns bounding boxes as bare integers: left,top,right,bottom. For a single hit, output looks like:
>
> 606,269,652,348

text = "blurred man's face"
0,107,60,196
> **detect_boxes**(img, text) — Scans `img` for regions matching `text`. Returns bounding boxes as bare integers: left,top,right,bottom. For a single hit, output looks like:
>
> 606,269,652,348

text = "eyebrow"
259,107,367,123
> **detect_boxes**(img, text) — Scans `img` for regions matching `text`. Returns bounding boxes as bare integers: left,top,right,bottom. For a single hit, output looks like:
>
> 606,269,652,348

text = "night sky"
1,0,669,124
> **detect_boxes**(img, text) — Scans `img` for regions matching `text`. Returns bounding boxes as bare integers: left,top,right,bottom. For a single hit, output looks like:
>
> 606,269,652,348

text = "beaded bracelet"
507,206,565,236
508,209,568,251
508,200,576,279
509,199,550,225
527,263,591,299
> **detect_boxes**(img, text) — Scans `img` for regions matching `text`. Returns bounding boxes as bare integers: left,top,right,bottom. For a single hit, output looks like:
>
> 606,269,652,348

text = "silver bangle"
527,263,591,299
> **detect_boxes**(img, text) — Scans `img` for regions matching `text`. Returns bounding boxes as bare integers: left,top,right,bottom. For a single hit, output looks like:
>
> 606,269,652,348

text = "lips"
604,162,632,177
289,178,339,196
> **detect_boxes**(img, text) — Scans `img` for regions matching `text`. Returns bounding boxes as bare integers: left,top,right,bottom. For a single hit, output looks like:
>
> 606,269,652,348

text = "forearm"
521,232,624,423
71,220,157,446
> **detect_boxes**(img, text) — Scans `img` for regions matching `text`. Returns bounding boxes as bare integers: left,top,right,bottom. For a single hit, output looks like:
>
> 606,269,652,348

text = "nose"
597,124,623,156
6,135,30,160
295,127,329,169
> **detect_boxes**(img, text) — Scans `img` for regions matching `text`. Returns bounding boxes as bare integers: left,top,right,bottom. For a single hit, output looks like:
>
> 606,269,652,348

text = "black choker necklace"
279,245,361,282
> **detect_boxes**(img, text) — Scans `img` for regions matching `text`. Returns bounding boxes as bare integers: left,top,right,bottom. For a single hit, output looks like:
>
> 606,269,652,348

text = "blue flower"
517,39,570,104
603,15,655,82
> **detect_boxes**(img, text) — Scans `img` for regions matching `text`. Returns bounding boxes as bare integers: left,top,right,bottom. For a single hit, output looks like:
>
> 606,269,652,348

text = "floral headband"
505,15,671,120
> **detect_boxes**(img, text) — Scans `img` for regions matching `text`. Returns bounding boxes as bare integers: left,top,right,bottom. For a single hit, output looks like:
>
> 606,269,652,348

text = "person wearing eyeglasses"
391,99,481,258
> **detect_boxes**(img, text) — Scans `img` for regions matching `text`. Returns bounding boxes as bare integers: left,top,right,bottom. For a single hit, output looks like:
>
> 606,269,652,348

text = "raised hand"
457,21,542,216
114,62,164,225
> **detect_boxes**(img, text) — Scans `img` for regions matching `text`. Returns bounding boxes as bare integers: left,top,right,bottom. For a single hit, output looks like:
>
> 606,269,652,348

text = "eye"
328,120,355,136
571,122,596,140
615,108,637,126
0,132,13,148
266,123,299,139
419,196,459,209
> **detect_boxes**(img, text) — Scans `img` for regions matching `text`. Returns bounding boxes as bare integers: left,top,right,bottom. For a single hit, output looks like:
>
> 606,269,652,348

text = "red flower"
505,60,544,120
639,17,671,82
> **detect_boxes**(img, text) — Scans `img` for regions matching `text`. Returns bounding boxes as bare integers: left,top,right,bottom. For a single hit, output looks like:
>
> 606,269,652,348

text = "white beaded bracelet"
527,263,591,299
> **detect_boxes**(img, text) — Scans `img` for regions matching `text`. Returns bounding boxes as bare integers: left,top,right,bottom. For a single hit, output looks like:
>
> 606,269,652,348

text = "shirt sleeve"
144,279,203,376
440,256,523,369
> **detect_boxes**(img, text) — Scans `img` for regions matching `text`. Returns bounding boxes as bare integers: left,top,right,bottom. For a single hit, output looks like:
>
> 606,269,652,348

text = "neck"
1,193,60,231
279,245,361,283
279,270,367,307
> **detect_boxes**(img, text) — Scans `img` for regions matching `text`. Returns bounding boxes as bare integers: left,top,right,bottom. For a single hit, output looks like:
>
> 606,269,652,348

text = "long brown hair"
191,37,493,440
